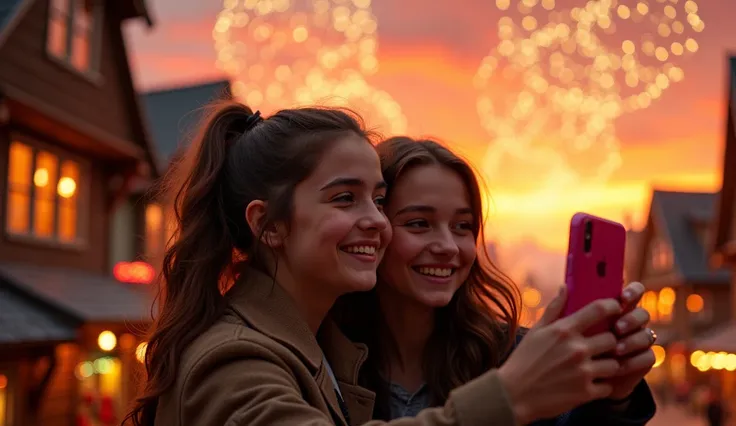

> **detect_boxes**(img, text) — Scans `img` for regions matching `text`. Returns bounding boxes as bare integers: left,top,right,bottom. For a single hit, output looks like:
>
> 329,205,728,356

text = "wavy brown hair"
334,137,521,420
123,101,373,425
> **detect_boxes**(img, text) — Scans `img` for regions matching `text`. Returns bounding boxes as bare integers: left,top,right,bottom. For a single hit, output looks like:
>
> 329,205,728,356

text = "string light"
475,0,703,186
213,0,407,134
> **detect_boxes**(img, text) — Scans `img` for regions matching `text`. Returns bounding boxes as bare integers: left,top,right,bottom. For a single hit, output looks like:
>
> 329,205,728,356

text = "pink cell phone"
563,212,626,336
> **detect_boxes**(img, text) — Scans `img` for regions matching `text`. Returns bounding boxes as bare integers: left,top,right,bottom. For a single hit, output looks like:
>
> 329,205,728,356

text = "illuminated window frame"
144,203,163,262
46,0,104,76
4,136,89,247
651,239,673,271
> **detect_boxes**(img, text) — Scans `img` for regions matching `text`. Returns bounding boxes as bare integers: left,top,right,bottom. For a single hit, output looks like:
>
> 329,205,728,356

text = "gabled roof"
0,281,78,345
0,0,23,31
0,0,160,178
650,190,731,284
0,0,30,46
713,55,736,262
0,0,153,47
141,79,232,168
0,262,154,323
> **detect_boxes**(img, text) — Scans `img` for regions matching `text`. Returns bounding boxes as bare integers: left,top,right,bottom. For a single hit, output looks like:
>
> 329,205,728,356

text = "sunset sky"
124,0,736,286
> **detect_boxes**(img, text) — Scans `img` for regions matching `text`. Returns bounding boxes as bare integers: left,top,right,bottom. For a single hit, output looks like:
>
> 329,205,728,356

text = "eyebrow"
395,205,473,215
319,177,387,191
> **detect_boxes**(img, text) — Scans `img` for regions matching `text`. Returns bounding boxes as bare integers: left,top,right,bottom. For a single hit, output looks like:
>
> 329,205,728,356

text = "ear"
245,200,286,248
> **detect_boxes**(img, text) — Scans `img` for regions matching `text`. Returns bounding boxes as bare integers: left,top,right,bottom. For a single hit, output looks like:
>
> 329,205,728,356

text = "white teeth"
343,245,376,255
417,267,453,277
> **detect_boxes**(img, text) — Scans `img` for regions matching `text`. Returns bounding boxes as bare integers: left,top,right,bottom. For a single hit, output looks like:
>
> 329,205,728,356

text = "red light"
113,261,155,284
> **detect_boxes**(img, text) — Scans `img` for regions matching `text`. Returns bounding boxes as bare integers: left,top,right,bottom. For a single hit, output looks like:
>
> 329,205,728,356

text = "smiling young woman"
334,136,658,425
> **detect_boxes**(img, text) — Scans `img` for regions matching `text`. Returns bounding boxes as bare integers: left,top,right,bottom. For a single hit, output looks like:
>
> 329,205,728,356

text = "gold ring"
647,328,657,346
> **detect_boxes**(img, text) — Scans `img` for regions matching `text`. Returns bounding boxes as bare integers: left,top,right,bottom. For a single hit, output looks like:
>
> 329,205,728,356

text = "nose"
356,203,388,232
429,229,460,258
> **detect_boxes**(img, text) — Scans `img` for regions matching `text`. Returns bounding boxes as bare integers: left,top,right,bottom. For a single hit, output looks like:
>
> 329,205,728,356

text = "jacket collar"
225,267,323,371
225,267,376,425
319,320,377,424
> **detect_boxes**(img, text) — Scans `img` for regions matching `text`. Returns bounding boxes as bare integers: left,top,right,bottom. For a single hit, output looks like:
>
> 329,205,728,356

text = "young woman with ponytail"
124,102,631,426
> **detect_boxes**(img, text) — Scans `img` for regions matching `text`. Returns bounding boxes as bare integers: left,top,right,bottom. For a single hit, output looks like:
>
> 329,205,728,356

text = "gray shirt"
388,382,431,419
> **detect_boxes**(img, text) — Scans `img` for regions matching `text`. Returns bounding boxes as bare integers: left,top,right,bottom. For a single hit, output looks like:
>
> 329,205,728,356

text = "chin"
417,293,455,308
343,271,378,293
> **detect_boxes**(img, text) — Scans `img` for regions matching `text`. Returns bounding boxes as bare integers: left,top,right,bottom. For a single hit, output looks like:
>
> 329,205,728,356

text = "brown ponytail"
124,101,372,425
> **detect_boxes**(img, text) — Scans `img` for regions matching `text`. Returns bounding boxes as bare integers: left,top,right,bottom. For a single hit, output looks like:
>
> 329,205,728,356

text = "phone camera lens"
583,220,593,253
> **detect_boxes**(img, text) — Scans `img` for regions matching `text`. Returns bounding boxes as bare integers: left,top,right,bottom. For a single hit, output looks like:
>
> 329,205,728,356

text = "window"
144,204,176,264
651,239,673,271
144,203,163,261
6,141,83,244
47,0,99,73
640,287,675,324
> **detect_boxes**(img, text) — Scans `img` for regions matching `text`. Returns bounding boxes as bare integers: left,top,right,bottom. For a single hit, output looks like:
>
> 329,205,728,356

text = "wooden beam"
3,85,146,160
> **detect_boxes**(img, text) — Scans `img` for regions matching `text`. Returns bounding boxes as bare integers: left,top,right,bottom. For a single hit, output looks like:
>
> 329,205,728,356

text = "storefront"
689,323,736,405
73,330,146,426
0,263,152,426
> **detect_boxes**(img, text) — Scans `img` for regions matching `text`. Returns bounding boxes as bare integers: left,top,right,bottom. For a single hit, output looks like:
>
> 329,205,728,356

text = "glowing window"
145,203,163,261
47,0,99,72
6,141,83,243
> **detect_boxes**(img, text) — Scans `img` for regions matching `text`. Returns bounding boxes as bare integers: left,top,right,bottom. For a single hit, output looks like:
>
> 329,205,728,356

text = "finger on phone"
560,299,621,333
620,282,645,308
586,332,618,356
615,308,650,336
615,329,653,356
617,349,656,375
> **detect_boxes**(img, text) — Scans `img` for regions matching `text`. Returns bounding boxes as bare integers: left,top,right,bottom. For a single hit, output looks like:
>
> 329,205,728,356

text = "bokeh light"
476,0,703,188
213,0,407,134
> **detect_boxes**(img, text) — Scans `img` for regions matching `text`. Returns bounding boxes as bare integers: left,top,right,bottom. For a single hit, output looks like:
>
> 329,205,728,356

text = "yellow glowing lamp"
651,345,665,368
690,350,704,366
57,177,77,198
659,287,675,305
98,330,117,351
686,294,704,313
33,168,49,187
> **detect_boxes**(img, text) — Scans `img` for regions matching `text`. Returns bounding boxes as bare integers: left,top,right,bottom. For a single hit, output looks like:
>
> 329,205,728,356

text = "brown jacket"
155,269,517,426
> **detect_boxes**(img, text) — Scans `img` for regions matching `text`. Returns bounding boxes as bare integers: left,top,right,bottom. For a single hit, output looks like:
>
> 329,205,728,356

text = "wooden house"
108,79,232,276
703,55,736,403
629,190,732,391
0,0,157,425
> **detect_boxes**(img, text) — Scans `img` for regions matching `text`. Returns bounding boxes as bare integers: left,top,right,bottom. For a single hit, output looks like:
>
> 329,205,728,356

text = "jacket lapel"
226,268,349,424
315,361,349,426
319,320,377,424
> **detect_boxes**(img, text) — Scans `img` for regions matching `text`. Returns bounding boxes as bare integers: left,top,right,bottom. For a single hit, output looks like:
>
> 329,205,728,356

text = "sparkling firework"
213,0,407,134
475,0,703,188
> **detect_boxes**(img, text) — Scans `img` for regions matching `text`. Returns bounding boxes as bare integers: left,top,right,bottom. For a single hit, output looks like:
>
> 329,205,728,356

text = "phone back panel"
563,212,626,335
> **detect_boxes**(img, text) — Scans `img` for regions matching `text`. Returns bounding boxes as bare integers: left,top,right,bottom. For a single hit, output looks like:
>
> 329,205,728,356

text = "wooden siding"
0,0,137,146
